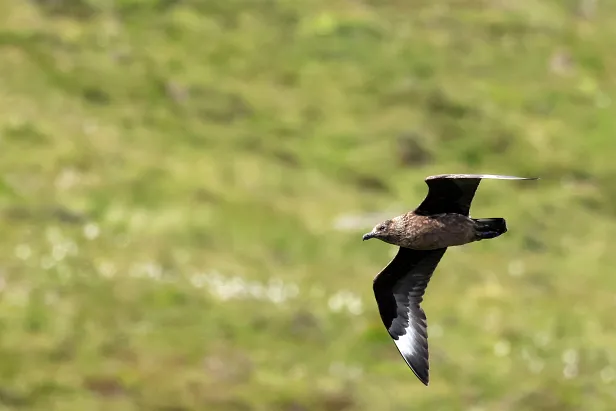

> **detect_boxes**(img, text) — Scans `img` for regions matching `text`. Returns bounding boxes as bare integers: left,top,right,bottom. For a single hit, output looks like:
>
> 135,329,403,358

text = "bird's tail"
473,218,507,240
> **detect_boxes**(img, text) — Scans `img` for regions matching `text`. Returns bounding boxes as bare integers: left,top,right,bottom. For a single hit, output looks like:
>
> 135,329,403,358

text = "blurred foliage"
1,0,616,409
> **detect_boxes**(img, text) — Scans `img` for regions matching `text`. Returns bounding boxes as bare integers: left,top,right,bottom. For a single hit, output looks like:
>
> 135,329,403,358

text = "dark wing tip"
426,174,539,181
406,355,430,386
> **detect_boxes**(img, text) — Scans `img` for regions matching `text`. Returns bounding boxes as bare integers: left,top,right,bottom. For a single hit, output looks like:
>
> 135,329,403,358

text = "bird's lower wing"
373,247,448,386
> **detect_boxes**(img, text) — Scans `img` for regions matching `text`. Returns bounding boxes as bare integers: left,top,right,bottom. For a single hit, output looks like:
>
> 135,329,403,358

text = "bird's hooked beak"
362,232,375,241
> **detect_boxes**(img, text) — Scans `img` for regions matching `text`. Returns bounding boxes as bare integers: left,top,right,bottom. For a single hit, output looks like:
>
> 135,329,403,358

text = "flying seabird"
362,174,538,386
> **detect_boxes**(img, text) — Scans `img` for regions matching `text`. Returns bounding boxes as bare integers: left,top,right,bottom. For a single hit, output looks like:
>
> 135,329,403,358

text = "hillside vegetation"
1,0,616,410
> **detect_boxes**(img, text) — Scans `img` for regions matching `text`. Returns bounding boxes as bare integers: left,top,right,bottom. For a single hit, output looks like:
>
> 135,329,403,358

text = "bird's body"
363,173,538,386
375,212,479,250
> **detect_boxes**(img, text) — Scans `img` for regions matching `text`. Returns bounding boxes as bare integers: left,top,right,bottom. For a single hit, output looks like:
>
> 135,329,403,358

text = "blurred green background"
1,0,616,410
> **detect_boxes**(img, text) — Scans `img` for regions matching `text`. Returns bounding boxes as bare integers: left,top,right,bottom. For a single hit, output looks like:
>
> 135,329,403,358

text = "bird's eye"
378,225,386,231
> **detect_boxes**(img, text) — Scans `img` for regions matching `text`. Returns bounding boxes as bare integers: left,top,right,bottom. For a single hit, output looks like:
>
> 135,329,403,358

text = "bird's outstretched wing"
373,247,448,386
414,174,538,216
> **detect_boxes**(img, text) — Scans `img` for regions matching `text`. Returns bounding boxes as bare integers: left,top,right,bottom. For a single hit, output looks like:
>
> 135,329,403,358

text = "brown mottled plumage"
363,213,477,250
363,174,538,386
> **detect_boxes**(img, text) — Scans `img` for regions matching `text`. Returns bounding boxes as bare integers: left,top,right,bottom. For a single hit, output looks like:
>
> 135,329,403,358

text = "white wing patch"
393,322,418,359
392,292,418,358
426,174,538,181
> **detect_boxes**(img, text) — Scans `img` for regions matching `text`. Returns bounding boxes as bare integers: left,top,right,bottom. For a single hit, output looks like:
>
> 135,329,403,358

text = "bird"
362,174,538,386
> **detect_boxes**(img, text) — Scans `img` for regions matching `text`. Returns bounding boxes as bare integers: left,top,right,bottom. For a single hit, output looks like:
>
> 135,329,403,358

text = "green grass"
1,0,616,409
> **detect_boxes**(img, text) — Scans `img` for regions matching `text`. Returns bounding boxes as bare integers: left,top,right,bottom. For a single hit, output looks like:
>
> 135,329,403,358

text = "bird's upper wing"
414,174,538,216
373,246,448,386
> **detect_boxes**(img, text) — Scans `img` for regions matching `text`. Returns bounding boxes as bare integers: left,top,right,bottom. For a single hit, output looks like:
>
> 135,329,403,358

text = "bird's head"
362,219,401,244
